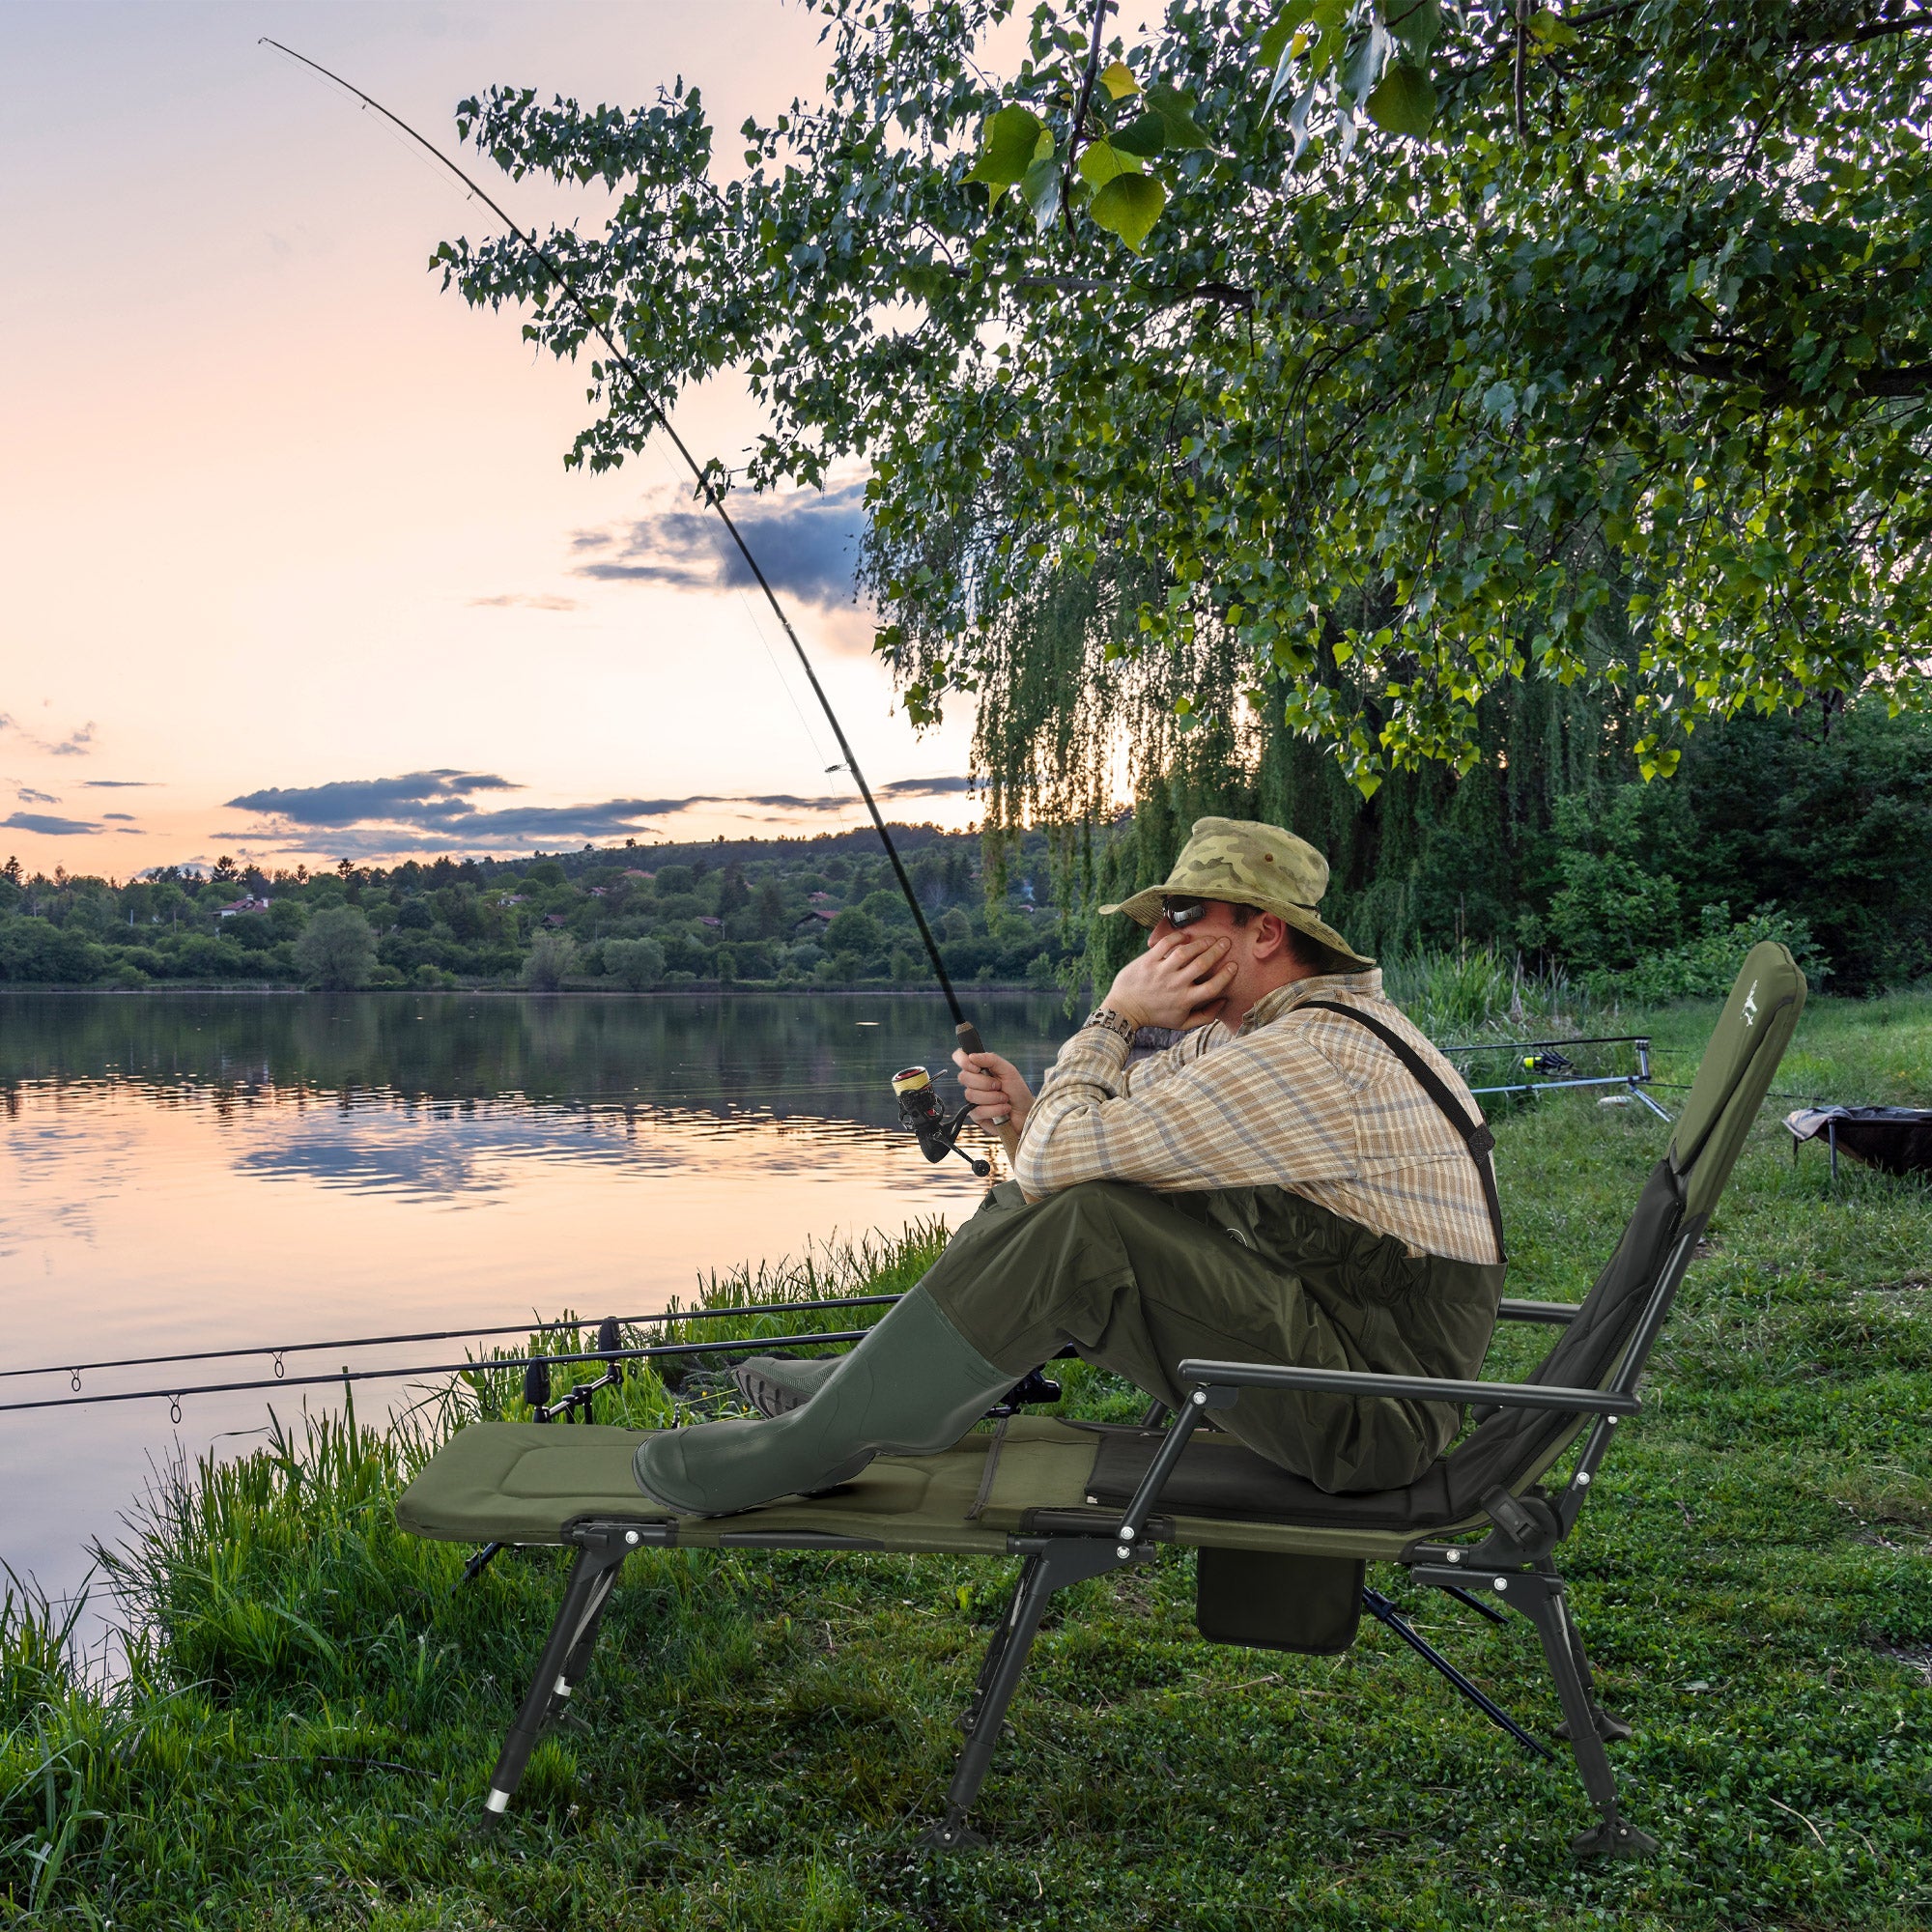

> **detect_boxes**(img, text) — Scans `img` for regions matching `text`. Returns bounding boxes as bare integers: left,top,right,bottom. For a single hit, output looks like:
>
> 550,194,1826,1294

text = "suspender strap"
1297,1000,1507,1264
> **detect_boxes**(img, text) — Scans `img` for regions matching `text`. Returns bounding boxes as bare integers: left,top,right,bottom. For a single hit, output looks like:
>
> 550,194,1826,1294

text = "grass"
3,993,1930,1928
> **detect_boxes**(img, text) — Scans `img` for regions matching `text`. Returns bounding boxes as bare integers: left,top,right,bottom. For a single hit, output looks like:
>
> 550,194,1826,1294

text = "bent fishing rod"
260,39,1018,1164
0,1324,877,1420
0,1293,906,1389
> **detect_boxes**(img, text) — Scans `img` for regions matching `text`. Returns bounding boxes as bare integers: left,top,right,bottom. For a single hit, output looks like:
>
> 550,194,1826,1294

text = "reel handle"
954,1021,1022,1161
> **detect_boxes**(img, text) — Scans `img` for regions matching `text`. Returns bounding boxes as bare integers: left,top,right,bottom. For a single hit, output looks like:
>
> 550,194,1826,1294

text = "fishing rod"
0,1326,872,1420
260,39,1020,1161
1,1293,906,1388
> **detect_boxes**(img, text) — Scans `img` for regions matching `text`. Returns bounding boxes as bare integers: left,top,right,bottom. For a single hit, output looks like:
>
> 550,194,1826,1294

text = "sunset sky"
1,1,988,879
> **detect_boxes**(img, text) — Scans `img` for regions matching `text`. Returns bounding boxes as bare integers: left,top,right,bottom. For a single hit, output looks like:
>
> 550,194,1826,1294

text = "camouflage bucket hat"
1098,816,1374,969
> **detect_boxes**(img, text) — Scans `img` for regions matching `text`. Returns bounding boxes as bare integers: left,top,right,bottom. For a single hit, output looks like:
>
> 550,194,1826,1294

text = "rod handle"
955,1022,1022,1162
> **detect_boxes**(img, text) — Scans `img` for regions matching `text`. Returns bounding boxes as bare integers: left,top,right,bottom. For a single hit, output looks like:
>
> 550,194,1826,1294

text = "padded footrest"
394,1416,1103,1555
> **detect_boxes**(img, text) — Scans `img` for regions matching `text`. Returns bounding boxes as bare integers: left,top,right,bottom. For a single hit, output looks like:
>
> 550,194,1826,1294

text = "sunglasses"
1160,895,1212,929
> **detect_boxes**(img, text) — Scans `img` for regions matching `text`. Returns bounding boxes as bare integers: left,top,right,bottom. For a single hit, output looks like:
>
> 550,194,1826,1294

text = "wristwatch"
1081,1006,1136,1044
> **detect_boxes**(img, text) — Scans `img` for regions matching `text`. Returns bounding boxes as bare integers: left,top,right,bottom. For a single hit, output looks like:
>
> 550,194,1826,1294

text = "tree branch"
1795,8,1932,50
1063,0,1116,237
1674,344,1932,399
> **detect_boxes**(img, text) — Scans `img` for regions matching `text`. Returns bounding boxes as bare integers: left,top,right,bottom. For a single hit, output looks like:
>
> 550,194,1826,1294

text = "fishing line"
259,39,978,1048
0,1327,873,1419
628,414,840,779
1,1293,906,1387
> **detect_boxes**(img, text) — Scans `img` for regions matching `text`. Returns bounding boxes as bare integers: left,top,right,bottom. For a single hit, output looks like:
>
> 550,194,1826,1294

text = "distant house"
622,868,655,880
216,895,270,918
587,887,608,897
809,891,838,905
499,895,527,906
544,912,570,928
697,915,724,929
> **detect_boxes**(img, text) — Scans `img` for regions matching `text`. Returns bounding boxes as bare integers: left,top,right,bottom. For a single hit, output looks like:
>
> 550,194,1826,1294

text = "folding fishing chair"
395,943,1805,1859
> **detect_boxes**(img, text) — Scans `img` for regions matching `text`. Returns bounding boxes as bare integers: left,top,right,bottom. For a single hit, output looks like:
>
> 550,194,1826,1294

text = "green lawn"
4,994,1929,1929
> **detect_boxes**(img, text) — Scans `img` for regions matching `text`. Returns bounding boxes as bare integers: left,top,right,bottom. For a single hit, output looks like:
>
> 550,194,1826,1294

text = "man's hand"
952,1048,1035,1133
1104,931,1237,1033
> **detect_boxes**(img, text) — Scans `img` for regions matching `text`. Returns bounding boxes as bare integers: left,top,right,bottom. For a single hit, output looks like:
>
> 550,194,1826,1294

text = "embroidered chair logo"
1742,982,1759,1028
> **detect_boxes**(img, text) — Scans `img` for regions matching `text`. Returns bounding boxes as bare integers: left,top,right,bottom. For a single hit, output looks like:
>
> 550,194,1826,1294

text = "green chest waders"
1191,1001,1509,1654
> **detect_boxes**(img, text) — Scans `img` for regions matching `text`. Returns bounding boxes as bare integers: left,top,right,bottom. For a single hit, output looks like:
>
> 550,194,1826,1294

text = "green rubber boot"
633,1285,1013,1517
732,1353,840,1417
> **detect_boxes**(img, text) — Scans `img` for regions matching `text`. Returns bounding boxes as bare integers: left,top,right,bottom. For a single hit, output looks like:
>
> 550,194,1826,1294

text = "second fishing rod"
262,40,1020,1167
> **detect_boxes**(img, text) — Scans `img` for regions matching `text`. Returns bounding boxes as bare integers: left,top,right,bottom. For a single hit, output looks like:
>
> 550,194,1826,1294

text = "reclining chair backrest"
1442,942,1807,1515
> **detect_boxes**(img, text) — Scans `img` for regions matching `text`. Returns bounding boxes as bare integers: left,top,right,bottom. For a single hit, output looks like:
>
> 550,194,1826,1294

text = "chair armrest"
1496,1298,1581,1325
1174,1358,1638,1418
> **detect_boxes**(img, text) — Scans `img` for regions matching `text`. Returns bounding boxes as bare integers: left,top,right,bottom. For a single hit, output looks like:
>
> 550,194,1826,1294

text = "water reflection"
0,990,1075,1605
0,988,1076,1126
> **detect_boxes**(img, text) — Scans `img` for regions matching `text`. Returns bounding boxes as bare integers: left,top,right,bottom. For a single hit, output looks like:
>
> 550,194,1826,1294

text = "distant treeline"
1,701,1925,996
0,827,1073,993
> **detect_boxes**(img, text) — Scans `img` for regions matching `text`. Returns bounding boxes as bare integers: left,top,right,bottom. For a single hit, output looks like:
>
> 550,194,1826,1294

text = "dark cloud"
212,767,973,858
572,480,869,610
82,780,159,789
469,592,583,611
2,810,99,836
224,770,522,829
15,787,59,806
878,776,974,799
102,812,137,822
0,715,96,758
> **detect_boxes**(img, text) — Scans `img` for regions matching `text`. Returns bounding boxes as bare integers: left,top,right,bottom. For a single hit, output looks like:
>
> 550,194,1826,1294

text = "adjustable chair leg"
923,1559,1058,1850
479,1538,629,1828
1515,1578,1656,1860
545,1570,621,1734
959,1555,1040,1740
923,1539,1134,1851
1550,1594,1632,1744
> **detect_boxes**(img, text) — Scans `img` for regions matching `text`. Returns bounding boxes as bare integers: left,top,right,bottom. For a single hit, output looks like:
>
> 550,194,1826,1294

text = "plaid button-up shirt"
1011,970,1502,1265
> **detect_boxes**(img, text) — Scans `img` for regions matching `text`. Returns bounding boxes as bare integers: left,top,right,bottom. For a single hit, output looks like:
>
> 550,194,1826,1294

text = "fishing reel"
893,1065,991,1177
1521,1048,1577,1077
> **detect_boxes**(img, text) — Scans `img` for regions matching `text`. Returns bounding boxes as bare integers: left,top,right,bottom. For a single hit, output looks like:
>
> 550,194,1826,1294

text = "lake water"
0,989,1076,1609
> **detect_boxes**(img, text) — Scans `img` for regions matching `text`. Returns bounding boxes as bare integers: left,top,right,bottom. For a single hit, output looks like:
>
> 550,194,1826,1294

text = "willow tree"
438,0,1932,924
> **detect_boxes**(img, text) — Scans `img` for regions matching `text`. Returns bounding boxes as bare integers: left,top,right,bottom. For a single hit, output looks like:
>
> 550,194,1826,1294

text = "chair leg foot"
917,1807,986,1853
1572,1815,1659,1861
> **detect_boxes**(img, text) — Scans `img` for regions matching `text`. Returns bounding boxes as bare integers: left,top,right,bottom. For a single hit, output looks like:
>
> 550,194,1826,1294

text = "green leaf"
1528,8,1581,46
1112,109,1169,156
1344,25,1385,105
1098,60,1139,101
1078,140,1142,189
1145,82,1212,150
1089,172,1166,250
1378,0,1442,61
1021,151,1063,231
1366,60,1436,138
969,105,1047,191
1259,0,1320,69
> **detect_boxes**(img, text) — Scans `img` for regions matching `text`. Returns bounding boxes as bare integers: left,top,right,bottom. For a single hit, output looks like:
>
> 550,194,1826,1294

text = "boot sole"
732,1365,812,1418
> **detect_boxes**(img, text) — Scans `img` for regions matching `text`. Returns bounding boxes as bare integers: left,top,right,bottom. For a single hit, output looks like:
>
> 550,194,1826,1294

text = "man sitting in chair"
633,818,1507,1518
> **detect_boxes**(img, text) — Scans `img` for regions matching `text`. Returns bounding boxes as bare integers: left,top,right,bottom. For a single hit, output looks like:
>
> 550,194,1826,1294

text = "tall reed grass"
1380,943,1598,1041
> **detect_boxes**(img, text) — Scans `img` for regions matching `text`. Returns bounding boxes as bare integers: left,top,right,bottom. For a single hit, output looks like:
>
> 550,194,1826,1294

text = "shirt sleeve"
1013,1019,1362,1198
1120,1025,1220,1097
